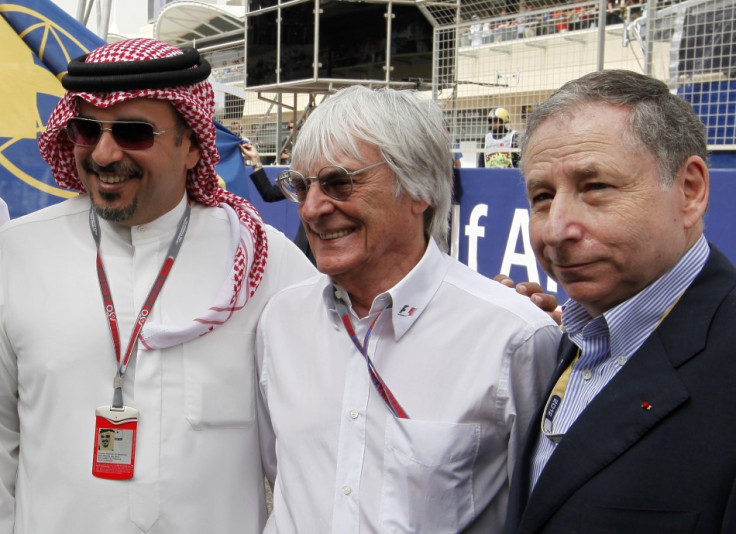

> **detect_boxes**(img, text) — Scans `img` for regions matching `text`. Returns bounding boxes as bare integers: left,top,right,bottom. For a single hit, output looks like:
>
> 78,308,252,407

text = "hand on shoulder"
494,274,561,324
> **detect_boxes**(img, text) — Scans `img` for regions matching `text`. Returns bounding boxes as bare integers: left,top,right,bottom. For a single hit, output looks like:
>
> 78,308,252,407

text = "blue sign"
245,166,736,305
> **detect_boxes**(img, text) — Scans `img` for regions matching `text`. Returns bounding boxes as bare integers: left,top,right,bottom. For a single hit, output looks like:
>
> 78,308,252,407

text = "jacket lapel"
506,339,577,532
518,336,689,533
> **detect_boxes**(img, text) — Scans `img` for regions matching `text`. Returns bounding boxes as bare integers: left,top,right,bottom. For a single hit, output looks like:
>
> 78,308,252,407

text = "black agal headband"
61,47,211,92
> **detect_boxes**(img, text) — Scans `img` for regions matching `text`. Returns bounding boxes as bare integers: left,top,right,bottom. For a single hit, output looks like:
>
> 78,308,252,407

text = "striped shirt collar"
561,235,710,361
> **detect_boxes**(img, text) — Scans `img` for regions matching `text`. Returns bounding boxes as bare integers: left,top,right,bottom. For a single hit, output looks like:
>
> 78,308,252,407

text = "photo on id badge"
96,428,133,461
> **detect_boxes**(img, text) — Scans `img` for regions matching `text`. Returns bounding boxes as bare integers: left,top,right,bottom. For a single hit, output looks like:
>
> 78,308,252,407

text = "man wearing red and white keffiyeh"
39,37,272,349
0,38,315,534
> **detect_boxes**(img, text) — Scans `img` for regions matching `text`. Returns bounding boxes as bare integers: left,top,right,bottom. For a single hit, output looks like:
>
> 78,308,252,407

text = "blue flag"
215,119,251,200
0,0,248,220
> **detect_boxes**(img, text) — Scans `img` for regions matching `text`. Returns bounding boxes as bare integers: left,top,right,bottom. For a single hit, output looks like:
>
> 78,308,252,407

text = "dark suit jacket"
249,168,314,265
506,245,736,534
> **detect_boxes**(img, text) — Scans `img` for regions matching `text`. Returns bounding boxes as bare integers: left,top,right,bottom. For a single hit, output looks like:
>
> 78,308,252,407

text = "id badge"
92,405,139,480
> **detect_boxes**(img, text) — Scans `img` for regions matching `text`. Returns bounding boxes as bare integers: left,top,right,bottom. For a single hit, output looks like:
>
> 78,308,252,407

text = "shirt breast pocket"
182,329,255,430
380,417,480,533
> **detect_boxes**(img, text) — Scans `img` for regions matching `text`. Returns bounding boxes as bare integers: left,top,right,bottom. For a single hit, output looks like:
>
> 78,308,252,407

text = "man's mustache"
82,159,144,178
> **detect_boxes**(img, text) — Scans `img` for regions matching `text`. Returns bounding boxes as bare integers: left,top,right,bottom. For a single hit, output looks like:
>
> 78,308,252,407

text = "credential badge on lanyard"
89,204,190,479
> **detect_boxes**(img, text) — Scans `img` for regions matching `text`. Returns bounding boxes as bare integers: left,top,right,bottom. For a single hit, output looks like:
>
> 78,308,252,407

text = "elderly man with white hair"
256,85,560,533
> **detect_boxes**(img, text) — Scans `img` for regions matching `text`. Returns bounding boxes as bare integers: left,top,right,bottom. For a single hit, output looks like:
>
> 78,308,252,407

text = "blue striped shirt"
530,235,710,490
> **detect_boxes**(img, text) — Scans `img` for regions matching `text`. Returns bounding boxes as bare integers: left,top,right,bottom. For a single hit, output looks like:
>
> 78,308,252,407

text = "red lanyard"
89,204,191,407
333,292,409,419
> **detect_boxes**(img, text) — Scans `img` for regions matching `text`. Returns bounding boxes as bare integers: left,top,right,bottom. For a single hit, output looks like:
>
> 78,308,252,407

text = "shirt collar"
101,193,189,245
387,239,448,339
562,235,710,359
131,193,189,242
320,239,448,340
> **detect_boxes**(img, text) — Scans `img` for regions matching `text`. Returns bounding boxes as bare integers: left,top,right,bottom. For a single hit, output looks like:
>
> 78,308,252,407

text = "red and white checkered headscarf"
38,38,268,349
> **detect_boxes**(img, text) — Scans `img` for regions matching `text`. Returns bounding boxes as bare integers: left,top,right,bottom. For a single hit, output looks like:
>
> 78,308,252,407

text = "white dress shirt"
0,194,316,534
257,239,560,533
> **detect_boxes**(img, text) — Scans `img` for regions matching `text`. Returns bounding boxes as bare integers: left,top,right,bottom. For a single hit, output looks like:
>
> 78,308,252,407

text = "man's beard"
83,159,142,223
93,193,138,223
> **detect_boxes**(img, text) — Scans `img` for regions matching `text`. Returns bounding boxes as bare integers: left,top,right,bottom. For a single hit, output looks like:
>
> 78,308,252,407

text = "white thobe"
0,194,315,533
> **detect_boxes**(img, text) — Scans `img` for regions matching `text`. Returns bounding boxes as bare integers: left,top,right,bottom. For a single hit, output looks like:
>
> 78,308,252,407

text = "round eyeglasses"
277,161,387,203
66,117,174,151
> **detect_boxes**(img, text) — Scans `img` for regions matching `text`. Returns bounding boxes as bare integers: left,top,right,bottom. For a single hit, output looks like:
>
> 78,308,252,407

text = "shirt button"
582,369,593,380
617,355,627,366
349,409,359,419
137,226,146,233
342,485,352,495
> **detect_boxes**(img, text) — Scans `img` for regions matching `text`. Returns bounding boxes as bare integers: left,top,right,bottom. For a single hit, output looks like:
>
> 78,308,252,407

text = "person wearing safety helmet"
479,106,519,168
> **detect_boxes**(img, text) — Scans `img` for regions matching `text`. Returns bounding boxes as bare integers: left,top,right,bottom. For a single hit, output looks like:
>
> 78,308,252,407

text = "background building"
142,0,735,166
61,0,735,165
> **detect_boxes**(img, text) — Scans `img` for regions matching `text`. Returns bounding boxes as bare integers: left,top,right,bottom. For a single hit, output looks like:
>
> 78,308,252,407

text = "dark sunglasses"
66,117,174,150
277,161,386,203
